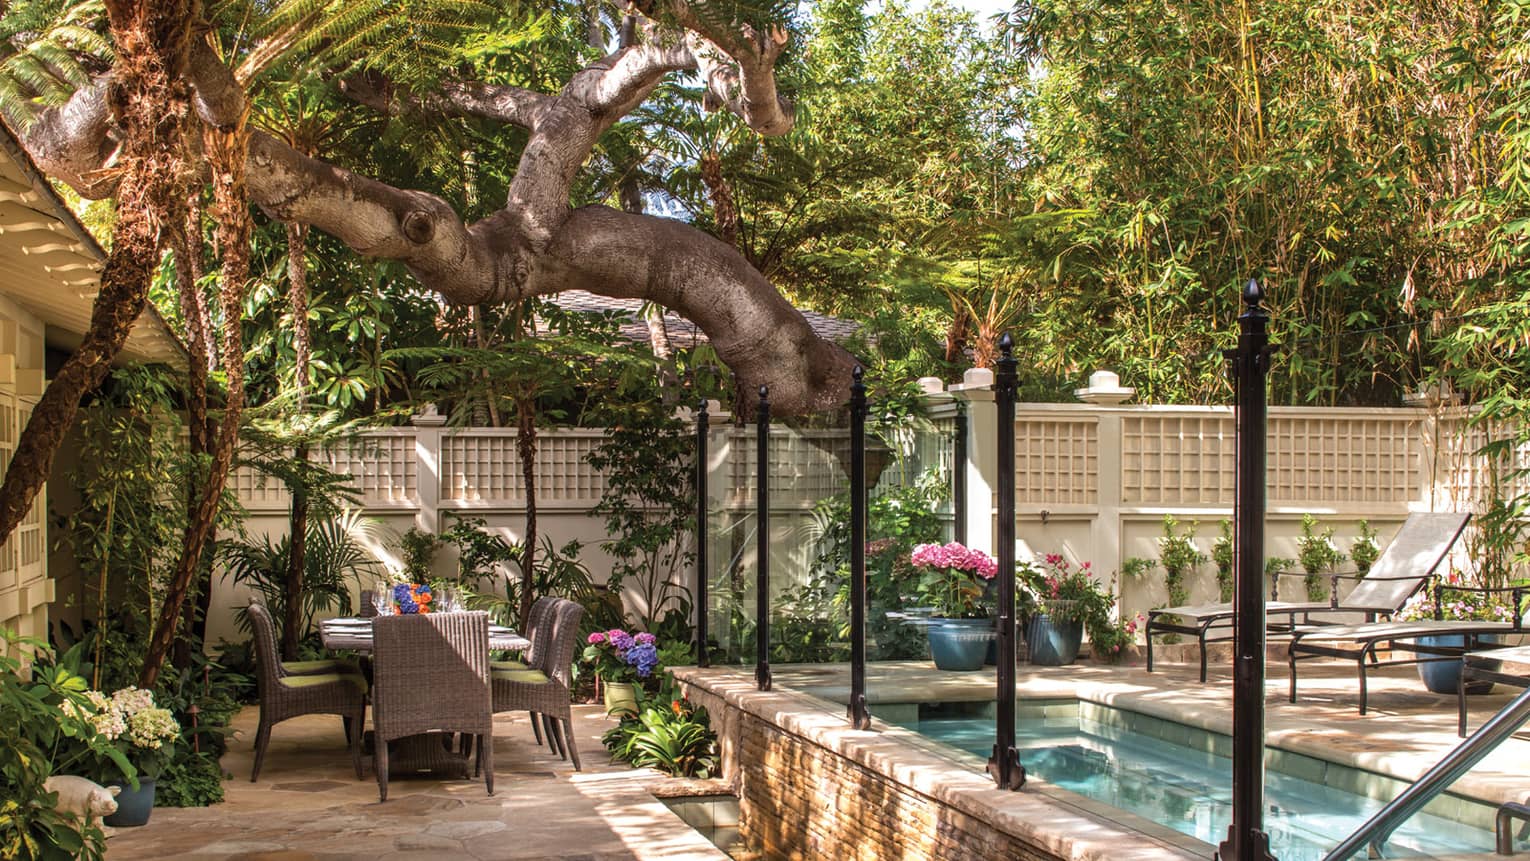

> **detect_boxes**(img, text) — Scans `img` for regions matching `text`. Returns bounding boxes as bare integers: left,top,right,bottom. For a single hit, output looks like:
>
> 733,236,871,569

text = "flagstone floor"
105,704,731,861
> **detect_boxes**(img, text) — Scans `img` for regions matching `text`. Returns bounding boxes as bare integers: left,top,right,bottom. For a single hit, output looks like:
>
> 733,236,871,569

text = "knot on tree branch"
402,210,435,244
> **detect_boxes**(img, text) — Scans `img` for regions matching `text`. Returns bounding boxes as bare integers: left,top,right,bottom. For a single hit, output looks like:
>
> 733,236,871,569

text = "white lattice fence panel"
229,461,290,510
1435,416,1530,508
324,435,417,506
724,430,851,508
1015,418,1098,504
441,431,607,505
1122,414,1234,505
1268,414,1421,504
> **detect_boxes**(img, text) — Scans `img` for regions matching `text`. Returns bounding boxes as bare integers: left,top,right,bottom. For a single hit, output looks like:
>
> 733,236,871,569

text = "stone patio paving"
105,704,731,861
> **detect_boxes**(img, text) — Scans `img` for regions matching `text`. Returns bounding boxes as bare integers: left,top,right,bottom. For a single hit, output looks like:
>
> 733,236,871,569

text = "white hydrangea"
110,687,156,715
126,706,179,749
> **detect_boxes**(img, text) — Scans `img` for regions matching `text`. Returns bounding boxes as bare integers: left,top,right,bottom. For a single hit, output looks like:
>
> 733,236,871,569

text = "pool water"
895,703,1498,860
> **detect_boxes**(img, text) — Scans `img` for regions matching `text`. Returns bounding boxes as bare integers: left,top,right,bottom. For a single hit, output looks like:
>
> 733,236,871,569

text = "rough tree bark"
18,3,858,421
141,115,251,687
0,0,193,547
174,183,215,667
283,222,309,661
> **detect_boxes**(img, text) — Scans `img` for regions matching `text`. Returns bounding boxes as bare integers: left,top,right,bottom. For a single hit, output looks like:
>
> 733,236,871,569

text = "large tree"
17,0,857,420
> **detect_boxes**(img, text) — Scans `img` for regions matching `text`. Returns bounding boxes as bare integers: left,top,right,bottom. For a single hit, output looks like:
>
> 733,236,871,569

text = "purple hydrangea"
634,632,657,645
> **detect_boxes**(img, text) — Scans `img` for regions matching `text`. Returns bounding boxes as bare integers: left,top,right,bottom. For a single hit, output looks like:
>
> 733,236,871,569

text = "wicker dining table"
319,616,530,653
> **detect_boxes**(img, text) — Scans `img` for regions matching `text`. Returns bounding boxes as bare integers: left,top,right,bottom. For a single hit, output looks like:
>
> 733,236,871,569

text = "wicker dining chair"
371,611,494,801
492,595,559,746
359,590,379,618
492,598,586,770
247,603,367,782
244,601,361,677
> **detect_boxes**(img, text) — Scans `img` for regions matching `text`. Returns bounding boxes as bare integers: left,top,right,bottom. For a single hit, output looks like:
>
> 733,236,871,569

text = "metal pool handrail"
1323,684,1530,861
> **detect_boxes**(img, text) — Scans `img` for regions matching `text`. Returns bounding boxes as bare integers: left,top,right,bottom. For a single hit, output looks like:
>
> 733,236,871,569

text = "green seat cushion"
489,659,528,672
283,658,358,675
279,672,368,694
490,668,548,685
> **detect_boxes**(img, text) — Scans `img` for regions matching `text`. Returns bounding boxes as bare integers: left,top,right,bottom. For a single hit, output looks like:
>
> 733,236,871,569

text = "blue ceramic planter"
1026,614,1083,666
926,618,992,671
104,778,155,827
1416,634,1498,695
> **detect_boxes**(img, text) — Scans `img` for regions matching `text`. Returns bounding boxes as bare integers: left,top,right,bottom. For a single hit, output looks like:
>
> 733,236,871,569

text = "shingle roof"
542,290,860,348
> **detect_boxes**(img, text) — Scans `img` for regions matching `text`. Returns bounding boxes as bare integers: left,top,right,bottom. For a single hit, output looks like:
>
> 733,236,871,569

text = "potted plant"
583,629,660,713
1395,574,1518,694
910,541,999,671
70,687,179,827
1018,554,1113,666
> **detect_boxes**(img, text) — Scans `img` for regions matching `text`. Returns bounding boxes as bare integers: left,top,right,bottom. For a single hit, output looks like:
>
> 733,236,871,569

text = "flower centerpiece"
391,582,433,614
909,541,999,671
65,686,180,826
584,629,661,713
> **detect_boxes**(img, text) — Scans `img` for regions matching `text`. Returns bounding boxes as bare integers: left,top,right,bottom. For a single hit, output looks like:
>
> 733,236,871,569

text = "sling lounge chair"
1146,511,1471,681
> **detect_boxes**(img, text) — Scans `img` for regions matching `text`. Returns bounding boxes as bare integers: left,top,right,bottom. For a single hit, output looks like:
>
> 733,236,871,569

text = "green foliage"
600,683,718,779
1296,514,1346,602
585,402,695,634
0,630,121,861
0,0,109,131
1212,519,1235,603
221,511,377,636
154,752,226,808
398,527,444,582
1156,515,1205,607
1350,520,1381,576
1017,555,1113,626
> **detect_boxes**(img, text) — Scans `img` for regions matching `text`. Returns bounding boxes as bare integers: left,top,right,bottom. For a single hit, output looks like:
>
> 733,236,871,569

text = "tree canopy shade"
12,0,858,416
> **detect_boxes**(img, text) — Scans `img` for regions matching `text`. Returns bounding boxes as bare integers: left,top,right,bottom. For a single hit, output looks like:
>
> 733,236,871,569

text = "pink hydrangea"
587,632,607,645
910,541,998,579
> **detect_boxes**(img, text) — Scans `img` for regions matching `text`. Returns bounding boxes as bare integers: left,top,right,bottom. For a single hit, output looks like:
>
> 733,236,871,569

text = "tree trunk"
282,222,310,661
0,0,193,549
142,117,252,688
283,450,308,661
515,398,537,631
944,309,970,366
175,185,214,667
699,150,739,247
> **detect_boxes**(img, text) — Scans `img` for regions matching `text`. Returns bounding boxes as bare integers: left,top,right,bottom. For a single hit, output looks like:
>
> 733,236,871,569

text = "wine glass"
373,582,394,616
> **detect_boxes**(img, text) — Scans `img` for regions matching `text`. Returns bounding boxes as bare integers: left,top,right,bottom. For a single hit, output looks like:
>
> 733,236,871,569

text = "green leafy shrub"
1350,520,1380,575
154,753,226,808
601,684,718,778
1,630,128,861
1297,514,1346,601
1212,519,1235,602
1157,515,1206,607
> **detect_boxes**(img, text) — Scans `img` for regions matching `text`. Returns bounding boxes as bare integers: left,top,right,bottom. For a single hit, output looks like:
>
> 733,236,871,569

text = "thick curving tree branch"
545,206,856,415
17,16,849,415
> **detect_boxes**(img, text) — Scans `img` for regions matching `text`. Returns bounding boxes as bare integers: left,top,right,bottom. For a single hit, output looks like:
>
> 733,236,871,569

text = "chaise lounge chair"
1146,511,1471,681
1287,584,1526,714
